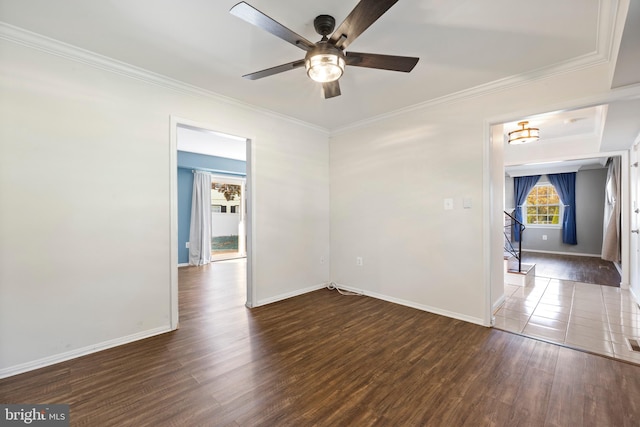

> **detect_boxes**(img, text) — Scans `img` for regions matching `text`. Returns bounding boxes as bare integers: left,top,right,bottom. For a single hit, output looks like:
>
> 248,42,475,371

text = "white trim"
0,22,329,135
482,120,493,327
333,50,605,135
331,283,487,327
613,262,622,276
245,139,256,308
178,263,189,268
170,117,179,330
620,149,631,289
522,249,603,257
492,294,506,314
630,286,640,307
255,283,327,307
525,224,563,230
607,0,632,85
0,326,171,379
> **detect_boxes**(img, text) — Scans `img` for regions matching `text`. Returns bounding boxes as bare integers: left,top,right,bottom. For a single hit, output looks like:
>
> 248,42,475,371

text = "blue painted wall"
177,151,246,264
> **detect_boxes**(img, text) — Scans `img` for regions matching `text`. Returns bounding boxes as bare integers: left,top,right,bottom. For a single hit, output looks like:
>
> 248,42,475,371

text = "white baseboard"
0,326,172,379
630,286,640,307
177,263,189,268
613,262,622,276
330,282,487,327
492,294,506,313
255,283,327,307
523,249,602,257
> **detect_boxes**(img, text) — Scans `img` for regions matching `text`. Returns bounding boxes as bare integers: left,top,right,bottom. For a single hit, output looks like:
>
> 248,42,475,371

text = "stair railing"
504,210,525,273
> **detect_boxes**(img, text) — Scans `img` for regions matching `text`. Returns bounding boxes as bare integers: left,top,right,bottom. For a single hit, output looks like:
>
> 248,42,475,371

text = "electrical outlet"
320,256,325,264
542,235,547,241
185,242,190,248
356,257,363,266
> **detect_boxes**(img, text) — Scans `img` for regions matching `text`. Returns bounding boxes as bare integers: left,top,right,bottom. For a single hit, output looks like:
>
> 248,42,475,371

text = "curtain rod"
191,169,246,177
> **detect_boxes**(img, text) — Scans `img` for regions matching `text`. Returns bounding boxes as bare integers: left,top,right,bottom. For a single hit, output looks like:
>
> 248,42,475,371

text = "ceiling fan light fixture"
305,43,345,83
508,121,540,144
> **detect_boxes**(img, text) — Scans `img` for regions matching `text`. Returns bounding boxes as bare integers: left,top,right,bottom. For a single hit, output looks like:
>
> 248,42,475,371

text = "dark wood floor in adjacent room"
522,251,621,287
2,260,639,426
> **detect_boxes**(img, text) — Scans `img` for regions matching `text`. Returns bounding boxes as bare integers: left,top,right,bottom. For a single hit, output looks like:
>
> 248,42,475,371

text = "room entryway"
170,117,254,330
210,176,246,262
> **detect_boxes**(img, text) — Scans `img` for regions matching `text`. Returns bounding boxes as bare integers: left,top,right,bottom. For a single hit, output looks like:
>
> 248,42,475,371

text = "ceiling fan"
229,0,419,99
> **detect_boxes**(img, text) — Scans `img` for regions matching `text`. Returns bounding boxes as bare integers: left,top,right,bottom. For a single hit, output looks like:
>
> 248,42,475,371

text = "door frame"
630,136,640,299
169,116,256,330
484,91,640,326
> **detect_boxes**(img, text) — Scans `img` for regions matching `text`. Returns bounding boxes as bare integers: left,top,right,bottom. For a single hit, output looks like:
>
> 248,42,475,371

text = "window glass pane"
524,183,563,226
538,186,548,197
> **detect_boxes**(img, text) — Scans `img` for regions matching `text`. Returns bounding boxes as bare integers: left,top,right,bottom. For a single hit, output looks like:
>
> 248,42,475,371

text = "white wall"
330,63,619,326
0,38,330,376
211,213,240,237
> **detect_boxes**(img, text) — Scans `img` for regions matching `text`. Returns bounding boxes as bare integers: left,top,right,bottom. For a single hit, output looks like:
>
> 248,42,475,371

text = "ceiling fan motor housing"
314,15,336,38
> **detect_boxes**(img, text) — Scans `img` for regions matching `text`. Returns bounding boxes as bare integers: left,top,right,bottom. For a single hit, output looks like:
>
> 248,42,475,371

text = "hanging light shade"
305,43,345,83
508,121,540,144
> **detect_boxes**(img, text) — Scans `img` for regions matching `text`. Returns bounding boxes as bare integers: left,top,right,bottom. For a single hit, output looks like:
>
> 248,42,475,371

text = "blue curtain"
548,172,577,245
513,175,540,241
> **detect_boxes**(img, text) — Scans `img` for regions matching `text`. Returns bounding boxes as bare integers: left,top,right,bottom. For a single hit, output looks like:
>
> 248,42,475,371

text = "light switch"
444,198,454,210
463,197,472,209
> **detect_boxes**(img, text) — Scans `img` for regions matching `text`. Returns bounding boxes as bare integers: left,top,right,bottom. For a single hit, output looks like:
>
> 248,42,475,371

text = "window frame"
522,183,564,229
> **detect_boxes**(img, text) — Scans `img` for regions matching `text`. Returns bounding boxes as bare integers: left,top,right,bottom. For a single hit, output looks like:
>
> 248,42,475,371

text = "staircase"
504,210,535,287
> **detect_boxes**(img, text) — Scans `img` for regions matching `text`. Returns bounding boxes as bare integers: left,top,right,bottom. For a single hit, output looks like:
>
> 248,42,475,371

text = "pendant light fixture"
508,121,540,144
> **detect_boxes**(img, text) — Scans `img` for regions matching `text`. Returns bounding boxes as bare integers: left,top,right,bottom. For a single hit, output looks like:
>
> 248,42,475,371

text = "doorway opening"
210,175,246,262
486,102,638,362
170,117,254,330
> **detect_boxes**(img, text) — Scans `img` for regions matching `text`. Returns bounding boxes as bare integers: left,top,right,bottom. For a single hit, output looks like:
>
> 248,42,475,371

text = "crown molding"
332,0,621,135
0,22,330,135
0,0,622,137
333,53,609,135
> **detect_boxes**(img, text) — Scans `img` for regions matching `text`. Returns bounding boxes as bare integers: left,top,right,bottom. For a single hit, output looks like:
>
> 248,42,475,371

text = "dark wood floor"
522,251,621,287
2,260,640,426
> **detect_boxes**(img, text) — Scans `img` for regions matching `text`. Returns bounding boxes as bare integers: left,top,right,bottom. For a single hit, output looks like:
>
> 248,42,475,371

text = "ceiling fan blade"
322,81,341,98
329,0,399,49
242,60,305,80
230,2,315,51
345,52,419,72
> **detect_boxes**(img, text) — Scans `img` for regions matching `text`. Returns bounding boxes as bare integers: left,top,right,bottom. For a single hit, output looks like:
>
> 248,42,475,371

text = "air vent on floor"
625,337,640,352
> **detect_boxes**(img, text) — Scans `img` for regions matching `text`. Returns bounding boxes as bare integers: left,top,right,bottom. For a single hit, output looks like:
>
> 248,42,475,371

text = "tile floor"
495,277,640,364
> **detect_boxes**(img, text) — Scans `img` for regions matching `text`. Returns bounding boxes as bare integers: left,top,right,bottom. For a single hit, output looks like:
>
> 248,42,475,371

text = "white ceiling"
1,0,638,159
0,0,619,132
503,106,606,146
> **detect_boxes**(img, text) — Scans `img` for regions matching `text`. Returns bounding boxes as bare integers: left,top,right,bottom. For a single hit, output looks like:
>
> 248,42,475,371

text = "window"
524,183,562,226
